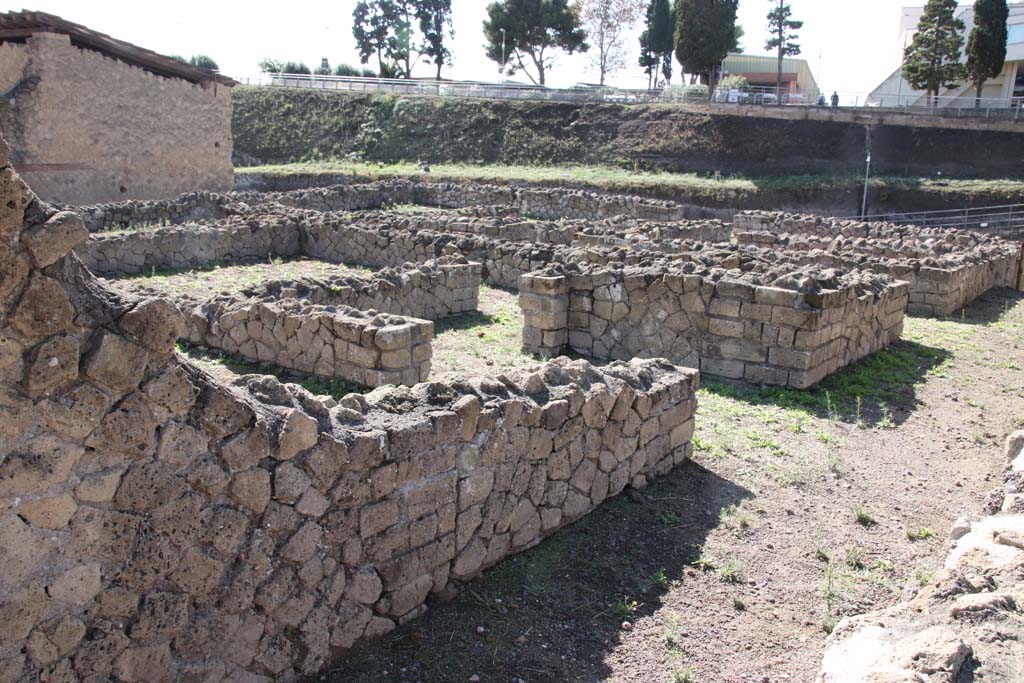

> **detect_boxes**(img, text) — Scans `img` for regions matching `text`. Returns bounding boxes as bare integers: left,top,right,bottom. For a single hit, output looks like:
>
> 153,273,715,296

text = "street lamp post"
500,28,507,81
861,153,872,219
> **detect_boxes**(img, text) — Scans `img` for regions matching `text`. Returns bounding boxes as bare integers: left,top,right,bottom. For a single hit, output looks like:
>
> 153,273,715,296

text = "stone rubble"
1,144,701,681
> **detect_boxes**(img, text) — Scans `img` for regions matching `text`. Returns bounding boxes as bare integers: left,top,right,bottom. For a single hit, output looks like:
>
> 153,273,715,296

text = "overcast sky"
19,1,923,99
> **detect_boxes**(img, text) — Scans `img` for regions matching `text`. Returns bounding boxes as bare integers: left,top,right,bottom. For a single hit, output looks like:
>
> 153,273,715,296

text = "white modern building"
869,2,1024,107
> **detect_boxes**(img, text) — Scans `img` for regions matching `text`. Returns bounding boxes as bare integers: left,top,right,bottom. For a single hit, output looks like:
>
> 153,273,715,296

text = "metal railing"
847,203,1024,232
235,73,667,104
234,72,1024,121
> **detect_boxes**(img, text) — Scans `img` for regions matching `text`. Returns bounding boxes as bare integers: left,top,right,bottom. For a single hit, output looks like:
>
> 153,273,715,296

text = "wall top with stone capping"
525,257,905,305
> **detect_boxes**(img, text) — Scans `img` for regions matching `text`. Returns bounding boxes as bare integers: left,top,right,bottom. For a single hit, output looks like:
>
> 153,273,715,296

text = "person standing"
830,91,840,107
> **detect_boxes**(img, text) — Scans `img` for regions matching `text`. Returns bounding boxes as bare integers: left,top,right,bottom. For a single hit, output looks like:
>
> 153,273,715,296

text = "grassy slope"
235,160,1024,210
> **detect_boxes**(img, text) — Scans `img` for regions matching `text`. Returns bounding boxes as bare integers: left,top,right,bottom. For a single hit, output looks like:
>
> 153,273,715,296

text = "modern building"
869,3,1024,108
720,52,821,102
0,10,236,204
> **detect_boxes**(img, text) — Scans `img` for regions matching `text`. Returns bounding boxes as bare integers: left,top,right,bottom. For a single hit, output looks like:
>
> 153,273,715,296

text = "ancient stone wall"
71,180,687,233
733,211,1023,315
1,33,233,204
74,212,303,276
185,299,434,388
242,258,482,321
0,144,700,681
520,265,908,389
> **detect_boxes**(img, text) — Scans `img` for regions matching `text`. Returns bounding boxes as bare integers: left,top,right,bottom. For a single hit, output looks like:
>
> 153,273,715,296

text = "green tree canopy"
416,0,454,79
674,0,738,96
189,54,219,71
482,0,589,85
639,0,675,87
903,0,967,104
765,0,802,103
966,0,1009,104
353,0,417,78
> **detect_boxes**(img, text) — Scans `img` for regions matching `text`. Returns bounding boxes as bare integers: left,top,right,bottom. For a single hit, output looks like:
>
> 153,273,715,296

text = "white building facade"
869,2,1024,108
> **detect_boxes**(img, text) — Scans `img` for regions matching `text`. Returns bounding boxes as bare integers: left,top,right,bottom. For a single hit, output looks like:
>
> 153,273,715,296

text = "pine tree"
765,0,802,105
482,0,588,86
639,0,674,87
965,0,1008,106
903,0,968,105
674,0,737,99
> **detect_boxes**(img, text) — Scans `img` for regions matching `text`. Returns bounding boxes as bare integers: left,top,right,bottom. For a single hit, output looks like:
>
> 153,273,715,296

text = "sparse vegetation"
853,505,877,527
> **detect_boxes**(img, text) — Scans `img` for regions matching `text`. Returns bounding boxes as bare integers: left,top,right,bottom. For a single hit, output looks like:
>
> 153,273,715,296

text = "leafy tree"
189,54,219,71
765,0,802,104
674,0,737,98
575,0,646,85
335,63,379,77
483,0,589,85
353,0,419,78
966,0,1008,105
168,54,188,64
731,24,744,53
284,61,312,74
416,0,454,79
258,58,283,73
639,0,675,88
903,0,967,105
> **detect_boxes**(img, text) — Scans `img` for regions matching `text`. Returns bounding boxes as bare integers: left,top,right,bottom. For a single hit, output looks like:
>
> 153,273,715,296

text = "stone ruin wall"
68,180,1021,391
0,150,700,681
520,266,908,389
734,210,1023,316
185,300,434,388
127,258,481,387
70,180,688,233
0,32,233,205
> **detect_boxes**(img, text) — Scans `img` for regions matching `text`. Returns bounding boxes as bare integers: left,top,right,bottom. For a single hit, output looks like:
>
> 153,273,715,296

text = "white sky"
16,1,926,99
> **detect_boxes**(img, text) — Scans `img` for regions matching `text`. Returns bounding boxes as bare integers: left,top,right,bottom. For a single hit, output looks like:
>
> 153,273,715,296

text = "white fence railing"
235,73,1024,121
847,203,1024,233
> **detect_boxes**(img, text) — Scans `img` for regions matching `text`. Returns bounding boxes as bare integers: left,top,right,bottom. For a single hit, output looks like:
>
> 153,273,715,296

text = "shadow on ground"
701,336,951,429
314,463,752,683
937,287,1024,326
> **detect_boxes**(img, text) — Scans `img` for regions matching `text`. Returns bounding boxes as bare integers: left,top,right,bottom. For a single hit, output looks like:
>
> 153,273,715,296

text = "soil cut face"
314,288,1024,683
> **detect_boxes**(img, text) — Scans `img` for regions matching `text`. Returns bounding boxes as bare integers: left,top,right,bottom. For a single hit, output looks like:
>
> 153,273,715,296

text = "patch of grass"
914,566,935,588
671,667,697,683
718,504,752,534
613,596,640,618
768,464,806,487
852,504,877,527
905,526,935,542
716,558,742,584
658,511,680,527
845,545,866,570
691,554,716,572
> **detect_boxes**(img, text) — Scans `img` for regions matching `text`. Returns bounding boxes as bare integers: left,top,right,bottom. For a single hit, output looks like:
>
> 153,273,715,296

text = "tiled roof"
0,9,237,87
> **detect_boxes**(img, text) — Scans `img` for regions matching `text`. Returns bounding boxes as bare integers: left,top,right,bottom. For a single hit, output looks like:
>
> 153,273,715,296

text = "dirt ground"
103,258,367,303
309,288,1024,683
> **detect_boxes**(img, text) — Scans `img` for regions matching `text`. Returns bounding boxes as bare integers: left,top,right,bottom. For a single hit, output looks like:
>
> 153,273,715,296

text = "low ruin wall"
0,141,700,681
185,299,434,387
246,258,481,320
71,180,689,233
520,266,908,389
76,214,302,276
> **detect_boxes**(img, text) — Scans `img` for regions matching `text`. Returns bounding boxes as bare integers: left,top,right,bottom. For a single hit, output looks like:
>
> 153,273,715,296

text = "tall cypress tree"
903,0,968,105
674,0,737,98
765,0,802,105
639,0,674,87
965,0,1009,106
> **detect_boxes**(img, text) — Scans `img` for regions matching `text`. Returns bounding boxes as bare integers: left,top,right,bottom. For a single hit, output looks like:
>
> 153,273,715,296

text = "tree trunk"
775,0,783,106
975,80,983,108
